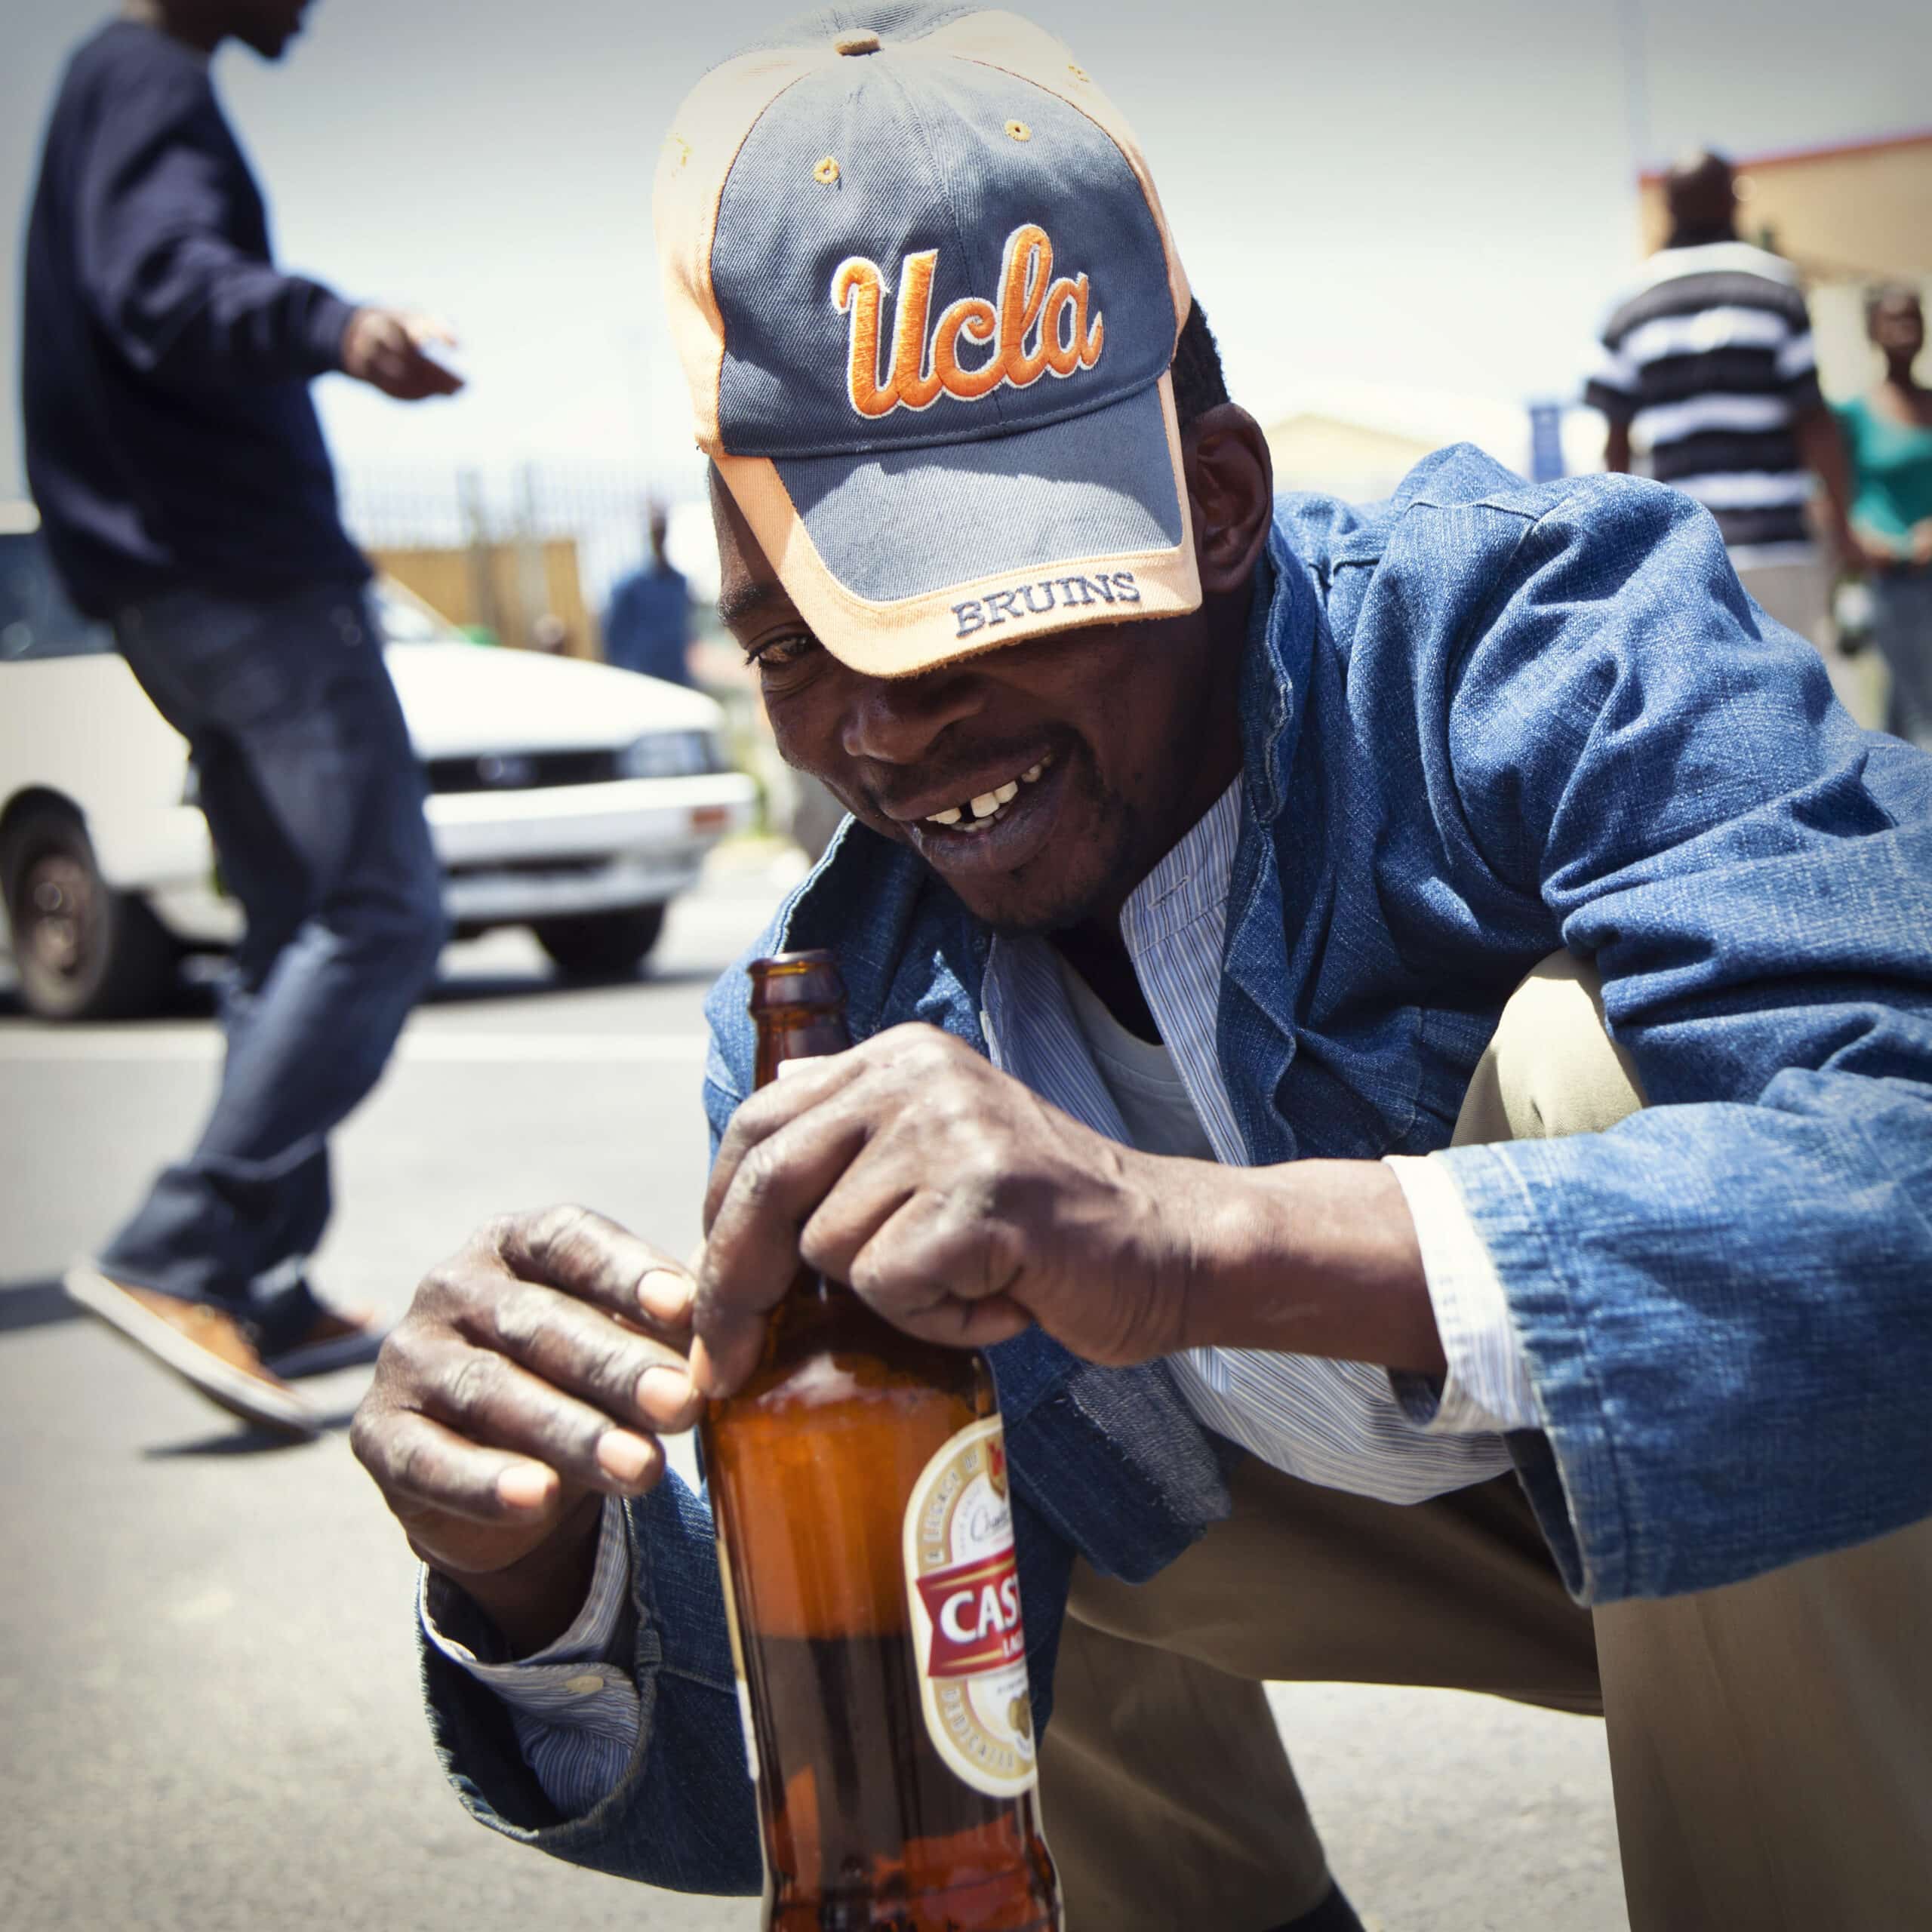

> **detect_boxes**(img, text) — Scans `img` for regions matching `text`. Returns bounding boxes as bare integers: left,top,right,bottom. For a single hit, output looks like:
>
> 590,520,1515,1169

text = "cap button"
832,29,881,55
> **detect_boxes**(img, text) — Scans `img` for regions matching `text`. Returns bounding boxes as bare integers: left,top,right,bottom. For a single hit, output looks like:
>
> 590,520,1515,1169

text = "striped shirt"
426,781,1540,1813
1584,240,1824,552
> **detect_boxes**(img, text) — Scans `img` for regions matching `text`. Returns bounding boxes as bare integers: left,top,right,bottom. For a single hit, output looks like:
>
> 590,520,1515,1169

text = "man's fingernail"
596,1431,656,1483
638,1269,692,1320
687,1334,731,1400
497,1463,554,1509
636,1363,691,1415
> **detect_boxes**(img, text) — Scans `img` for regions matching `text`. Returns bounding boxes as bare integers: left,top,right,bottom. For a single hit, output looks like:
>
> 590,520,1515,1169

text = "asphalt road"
0,860,1628,1932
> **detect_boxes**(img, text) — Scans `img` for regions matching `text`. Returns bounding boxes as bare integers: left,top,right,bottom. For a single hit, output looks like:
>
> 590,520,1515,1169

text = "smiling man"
352,8,1932,1928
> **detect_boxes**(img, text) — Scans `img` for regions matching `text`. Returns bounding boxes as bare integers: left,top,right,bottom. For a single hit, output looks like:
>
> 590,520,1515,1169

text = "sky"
4,0,1928,509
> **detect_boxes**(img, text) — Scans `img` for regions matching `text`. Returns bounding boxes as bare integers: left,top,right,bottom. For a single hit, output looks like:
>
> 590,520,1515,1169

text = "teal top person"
1835,287,1932,563
1836,286,1932,750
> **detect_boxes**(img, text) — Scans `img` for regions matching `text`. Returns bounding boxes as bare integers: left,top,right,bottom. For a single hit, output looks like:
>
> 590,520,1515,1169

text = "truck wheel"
531,903,667,980
1,800,180,1020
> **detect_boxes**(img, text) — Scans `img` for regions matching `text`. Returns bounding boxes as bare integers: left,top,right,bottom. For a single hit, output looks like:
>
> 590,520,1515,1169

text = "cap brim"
715,373,1199,678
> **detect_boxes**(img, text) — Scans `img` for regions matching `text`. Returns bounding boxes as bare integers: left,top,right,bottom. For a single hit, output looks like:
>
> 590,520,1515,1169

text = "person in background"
528,611,572,657
1586,149,1870,655
601,503,693,685
1837,287,1932,749
23,0,461,1438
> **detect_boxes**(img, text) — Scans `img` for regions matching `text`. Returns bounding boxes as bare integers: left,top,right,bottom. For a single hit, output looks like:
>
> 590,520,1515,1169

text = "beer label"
902,1415,1037,1798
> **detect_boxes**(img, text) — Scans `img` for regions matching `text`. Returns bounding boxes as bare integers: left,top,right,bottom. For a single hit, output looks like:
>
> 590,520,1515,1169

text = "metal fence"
336,459,702,653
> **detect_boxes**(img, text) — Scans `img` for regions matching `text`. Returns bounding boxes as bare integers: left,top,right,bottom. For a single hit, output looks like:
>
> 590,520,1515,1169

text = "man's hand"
694,1024,1447,1398
1837,519,1894,576
340,306,464,400
694,1024,1201,1396
1911,519,1932,569
350,1206,702,1651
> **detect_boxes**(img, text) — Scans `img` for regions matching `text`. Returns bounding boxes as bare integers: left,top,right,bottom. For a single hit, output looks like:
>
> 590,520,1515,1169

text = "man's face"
712,475,1242,936
223,0,312,57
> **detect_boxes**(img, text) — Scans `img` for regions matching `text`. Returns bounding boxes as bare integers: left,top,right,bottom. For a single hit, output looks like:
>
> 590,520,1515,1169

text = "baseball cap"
654,5,1198,678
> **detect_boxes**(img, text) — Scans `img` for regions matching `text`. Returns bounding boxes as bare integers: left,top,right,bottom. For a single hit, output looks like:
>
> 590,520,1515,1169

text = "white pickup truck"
0,506,756,1019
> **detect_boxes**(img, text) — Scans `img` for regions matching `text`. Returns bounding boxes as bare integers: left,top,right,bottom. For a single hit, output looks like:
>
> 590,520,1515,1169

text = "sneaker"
63,1262,319,1440
263,1302,388,1378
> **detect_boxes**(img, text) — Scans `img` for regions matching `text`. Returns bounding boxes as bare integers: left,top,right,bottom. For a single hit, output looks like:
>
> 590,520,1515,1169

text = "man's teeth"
925,756,1051,829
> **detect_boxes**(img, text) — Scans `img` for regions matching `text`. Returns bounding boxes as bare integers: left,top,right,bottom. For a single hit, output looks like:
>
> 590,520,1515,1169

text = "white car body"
0,561,755,976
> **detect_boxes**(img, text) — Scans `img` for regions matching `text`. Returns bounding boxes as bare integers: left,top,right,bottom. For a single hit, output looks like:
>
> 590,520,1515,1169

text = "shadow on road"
0,1274,82,1336
143,1408,359,1458
0,959,719,1026
0,976,218,1024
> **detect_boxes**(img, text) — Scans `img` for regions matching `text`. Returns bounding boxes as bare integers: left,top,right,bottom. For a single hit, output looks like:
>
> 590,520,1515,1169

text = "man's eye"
744,631,821,671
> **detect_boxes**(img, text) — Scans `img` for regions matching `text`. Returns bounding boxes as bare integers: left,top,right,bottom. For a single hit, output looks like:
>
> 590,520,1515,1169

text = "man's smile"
888,749,1058,831
893,745,1075,881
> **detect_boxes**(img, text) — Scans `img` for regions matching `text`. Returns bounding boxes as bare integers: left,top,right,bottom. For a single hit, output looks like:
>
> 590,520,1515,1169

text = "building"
1636,129,1932,397
1263,382,1604,506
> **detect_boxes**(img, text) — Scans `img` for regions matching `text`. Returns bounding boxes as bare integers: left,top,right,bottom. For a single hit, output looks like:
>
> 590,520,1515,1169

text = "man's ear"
1182,404,1274,598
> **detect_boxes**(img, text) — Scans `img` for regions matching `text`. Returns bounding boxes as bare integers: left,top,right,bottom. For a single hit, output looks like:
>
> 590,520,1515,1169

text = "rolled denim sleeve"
420,1498,639,1818
1432,475,1932,1603
417,1471,762,1894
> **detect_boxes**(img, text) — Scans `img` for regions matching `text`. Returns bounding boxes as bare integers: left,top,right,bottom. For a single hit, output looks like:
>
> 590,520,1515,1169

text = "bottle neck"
744,952,856,1324
754,1014,851,1088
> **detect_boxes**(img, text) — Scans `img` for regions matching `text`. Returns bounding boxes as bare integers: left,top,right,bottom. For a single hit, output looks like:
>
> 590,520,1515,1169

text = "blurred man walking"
22,0,463,1437
1587,149,1868,657
601,504,693,685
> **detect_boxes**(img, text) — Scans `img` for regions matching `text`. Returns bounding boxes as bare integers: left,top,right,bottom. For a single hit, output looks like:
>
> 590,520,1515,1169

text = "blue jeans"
102,580,445,1340
1870,563,1932,752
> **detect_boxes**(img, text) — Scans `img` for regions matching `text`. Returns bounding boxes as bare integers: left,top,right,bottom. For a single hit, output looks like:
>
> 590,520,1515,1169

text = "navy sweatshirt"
21,21,369,617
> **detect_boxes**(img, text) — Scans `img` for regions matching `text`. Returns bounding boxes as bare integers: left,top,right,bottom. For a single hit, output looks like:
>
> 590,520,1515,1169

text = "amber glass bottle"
700,950,1062,1932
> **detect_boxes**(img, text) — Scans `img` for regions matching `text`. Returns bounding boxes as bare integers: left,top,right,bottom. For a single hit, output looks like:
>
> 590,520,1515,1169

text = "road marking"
0,1027,709,1065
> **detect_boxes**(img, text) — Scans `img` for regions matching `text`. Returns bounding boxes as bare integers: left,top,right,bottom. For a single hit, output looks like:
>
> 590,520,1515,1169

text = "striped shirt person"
1586,238,1823,553
1586,149,1866,655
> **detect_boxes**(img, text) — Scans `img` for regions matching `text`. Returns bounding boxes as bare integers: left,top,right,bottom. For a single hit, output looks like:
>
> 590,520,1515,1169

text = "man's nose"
840,665,986,765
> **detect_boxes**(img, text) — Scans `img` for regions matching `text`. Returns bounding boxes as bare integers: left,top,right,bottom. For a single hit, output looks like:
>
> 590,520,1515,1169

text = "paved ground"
0,862,1627,1931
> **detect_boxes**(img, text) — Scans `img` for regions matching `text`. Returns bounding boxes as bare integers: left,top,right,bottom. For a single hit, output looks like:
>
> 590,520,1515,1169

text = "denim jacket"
420,446,1932,1894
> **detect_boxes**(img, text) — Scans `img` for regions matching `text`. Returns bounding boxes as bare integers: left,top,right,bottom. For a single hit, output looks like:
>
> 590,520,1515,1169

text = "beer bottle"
700,950,1062,1932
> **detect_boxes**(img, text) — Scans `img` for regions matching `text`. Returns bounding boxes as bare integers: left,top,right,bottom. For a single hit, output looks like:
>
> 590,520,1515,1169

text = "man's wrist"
424,1492,605,1658
1177,1158,1445,1375
309,291,359,374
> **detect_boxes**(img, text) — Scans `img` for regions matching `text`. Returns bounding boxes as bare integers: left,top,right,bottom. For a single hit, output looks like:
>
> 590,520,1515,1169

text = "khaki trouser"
1734,555,1833,654
1039,953,1932,1930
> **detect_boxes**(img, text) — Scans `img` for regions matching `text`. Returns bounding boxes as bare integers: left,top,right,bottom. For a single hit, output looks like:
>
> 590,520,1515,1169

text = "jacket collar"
1240,526,1316,827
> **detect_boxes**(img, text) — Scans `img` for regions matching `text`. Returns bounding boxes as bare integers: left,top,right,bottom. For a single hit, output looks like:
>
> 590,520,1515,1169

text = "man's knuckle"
737,1143,785,1209
523,1201,591,1267
480,1211,523,1254
906,1032,955,1076
347,1406,384,1475
389,1433,440,1496
421,1253,495,1317
488,1284,550,1352
443,1351,504,1419
378,1319,439,1383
